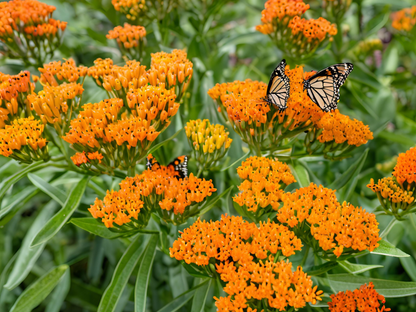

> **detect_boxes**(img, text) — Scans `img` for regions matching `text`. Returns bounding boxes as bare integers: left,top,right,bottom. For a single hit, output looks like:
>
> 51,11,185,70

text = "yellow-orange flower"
392,146,416,189
328,282,390,312
208,66,323,154
107,23,146,60
71,151,104,167
234,156,295,217
215,259,323,312
38,58,88,86
0,117,48,162
391,6,416,32
170,215,302,266
368,177,414,206
277,183,381,257
111,0,147,21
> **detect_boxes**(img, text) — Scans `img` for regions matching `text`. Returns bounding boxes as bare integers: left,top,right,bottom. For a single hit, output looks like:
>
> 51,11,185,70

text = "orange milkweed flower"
277,183,381,257
215,259,323,312
234,156,295,219
170,215,302,266
71,151,104,167
111,0,177,24
107,23,146,60
38,58,88,86
0,116,48,162
306,110,373,159
392,146,416,190
111,0,147,21
185,119,232,171
328,282,390,312
391,6,416,32
208,66,324,155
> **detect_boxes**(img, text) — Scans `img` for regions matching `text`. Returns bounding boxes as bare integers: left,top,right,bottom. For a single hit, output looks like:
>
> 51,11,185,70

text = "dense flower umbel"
170,215,302,266
107,23,146,61
185,119,232,171
0,0,67,67
0,71,35,124
234,156,296,220
392,146,416,190
0,117,48,162
328,282,391,312
323,0,352,21
111,0,177,24
215,259,323,312
277,183,381,258
63,98,160,172
208,66,323,155
28,83,84,135
368,177,415,218
71,151,104,167
255,0,336,59
37,58,88,86
305,110,373,159
391,6,416,32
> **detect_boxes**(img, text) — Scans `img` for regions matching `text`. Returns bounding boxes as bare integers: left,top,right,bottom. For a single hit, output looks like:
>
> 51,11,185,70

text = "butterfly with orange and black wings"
262,59,290,112
303,63,353,112
146,155,188,179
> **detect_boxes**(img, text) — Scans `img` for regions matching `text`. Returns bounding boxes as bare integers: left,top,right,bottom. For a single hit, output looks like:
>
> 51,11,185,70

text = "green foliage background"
1,0,416,311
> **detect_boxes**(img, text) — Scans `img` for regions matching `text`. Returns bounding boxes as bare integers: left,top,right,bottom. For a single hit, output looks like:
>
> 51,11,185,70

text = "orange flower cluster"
392,146,416,189
328,282,390,312
256,0,337,59
126,85,178,131
0,117,48,162
107,23,146,60
215,259,322,312
208,66,323,154
234,156,296,217
391,6,416,32
111,0,176,23
277,183,381,257
38,58,88,86
28,83,84,133
88,50,192,101
90,155,216,227
111,0,147,21
0,71,35,123
170,215,302,266
71,151,104,166
63,98,160,171
0,0,67,66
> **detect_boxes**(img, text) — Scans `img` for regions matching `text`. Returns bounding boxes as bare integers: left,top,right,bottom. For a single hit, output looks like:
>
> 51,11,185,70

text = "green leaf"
182,262,212,279
197,186,234,216
191,279,211,312
157,280,209,312
0,186,38,222
4,202,59,290
370,239,410,258
220,150,251,172
45,270,70,312
303,262,338,276
339,260,383,274
378,130,415,147
28,174,67,206
400,256,416,282
70,217,124,239
0,160,45,203
9,265,69,312
31,176,89,247
98,234,149,312
148,129,183,155
325,274,416,297
135,235,158,312
329,149,368,201
290,160,310,188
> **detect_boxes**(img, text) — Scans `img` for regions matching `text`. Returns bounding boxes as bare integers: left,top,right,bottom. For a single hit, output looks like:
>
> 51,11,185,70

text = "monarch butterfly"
263,59,290,112
146,155,188,179
303,63,353,112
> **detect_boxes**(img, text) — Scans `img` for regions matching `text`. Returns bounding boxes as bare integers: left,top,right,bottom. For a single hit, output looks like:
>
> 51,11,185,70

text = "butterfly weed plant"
0,0,415,311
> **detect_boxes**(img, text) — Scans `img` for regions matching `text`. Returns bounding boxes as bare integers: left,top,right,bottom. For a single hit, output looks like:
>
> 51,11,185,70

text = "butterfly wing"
146,154,160,170
304,63,353,112
168,155,188,179
265,59,290,112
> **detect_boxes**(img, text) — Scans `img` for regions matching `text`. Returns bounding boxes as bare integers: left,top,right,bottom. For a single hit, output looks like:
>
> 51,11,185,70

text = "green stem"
300,246,310,267
380,218,399,239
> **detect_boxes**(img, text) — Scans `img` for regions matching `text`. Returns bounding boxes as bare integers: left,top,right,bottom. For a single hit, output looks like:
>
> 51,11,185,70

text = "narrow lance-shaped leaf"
10,265,69,312
0,186,38,223
44,269,71,312
28,173,67,206
339,260,383,275
31,176,89,247
198,186,234,216
135,235,158,312
4,201,59,290
98,234,149,312
290,160,310,188
70,217,124,239
191,279,211,312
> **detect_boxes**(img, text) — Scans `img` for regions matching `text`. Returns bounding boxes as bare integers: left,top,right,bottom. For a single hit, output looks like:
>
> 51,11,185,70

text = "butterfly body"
303,63,353,112
263,59,290,112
